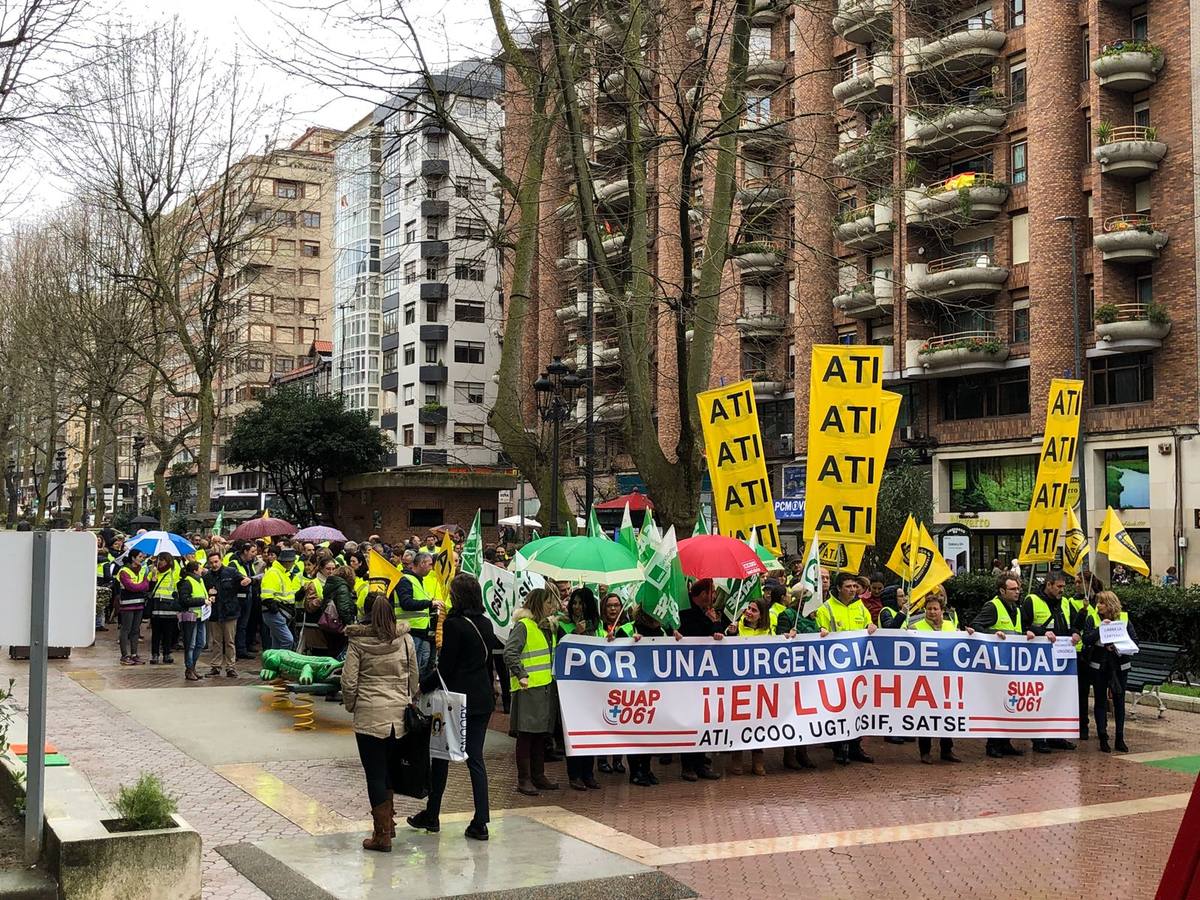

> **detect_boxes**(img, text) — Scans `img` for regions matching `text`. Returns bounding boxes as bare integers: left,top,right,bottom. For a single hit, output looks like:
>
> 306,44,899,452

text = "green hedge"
939,574,1200,679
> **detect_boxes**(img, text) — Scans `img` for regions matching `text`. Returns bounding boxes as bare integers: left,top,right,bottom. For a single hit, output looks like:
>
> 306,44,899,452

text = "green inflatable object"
260,650,344,686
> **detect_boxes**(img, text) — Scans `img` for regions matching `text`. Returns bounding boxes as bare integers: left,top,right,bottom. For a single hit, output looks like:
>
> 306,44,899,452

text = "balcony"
600,65,648,97
905,105,1006,154
421,199,449,218
593,392,630,421
380,412,398,431
736,177,789,210
914,251,1009,301
912,330,1010,374
421,158,449,178
601,231,626,258
594,10,630,43
746,58,787,89
736,312,788,337
832,131,894,181
556,302,583,323
751,0,786,25
832,0,891,45
595,176,630,207
833,271,894,320
832,54,893,108
420,282,448,301
1094,303,1171,353
380,372,399,392
730,241,785,275
557,239,588,275
835,199,893,250
1093,214,1168,263
740,115,789,152
1092,42,1164,92
418,404,448,426
746,374,790,398
905,22,1007,78
420,324,449,343
1093,125,1167,179
912,172,1009,226
420,239,449,259
419,364,447,384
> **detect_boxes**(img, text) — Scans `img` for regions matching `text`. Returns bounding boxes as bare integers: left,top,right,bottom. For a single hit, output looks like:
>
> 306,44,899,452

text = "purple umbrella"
293,525,348,543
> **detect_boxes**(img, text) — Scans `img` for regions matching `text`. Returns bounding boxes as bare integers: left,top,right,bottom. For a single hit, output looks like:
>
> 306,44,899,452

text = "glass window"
1131,14,1148,41
836,327,856,345
405,220,417,243
1080,27,1090,80
274,180,300,199
454,258,485,281
1011,212,1030,265
403,384,414,406
1011,0,1024,27
1012,301,1030,343
403,343,415,366
382,350,397,375
1133,101,1150,128
301,211,321,228
749,28,772,64
948,455,1038,512
1090,353,1154,406
382,309,398,333
940,372,1030,420
273,297,294,315
404,261,417,284
454,300,486,322
454,381,486,404
455,177,484,199
424,343,440,364
404,303,416,325
455,216,487,240
1009,56,1026,103
426,301,440,322
403,425,414,446
276,326,295,344
454,423,485,446
300,241,320,258
454,341,485,364
1136,275,1153,304
1104,448,1150,508
1010,140,1028,185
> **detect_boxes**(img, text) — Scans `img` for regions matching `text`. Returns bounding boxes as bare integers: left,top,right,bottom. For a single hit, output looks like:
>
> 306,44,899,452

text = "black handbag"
393,704,432,799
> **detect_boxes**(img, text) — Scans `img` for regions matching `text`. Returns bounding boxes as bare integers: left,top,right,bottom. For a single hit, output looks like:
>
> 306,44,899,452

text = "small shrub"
1094,303,1120,324
114,774,178,831
1147,302,1170,326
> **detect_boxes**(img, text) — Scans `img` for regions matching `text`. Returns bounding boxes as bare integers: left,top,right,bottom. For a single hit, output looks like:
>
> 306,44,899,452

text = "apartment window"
274,180,300,199
1080,27,1090,81
246,354,266,372
425,261,440,280
1011,291,1030,343
749,28,772,64
745,94,771,125
1131,12,1148,41
384,191,400,218
382,350,398,375
403,302,416,325
383,153,400,179
403,425,414,446
1133,100,1150,128
940,372,1031,420
301,298,319,316
249,323,271,342
455,177,484,199
455,216,487,240
1010,139,1028,185
273,297,295,315
275,239,295,256
454,97,486,119
426,301,440,322
403,342,416,365
424,428,437,446
426,218,441,240
1011,0,1024,27
276,326,295,344
1136,274,1153,305
740,343,769,375
301,211,320,228
405,220,417,243
382,232,400,256
837,326,856,345
1011,212,1030,265
249,294,269,312
1008,55,1026,103
454,341,485,364
403,261,417,285
273,356,292,373
1134,180,1151,213
382,309,398,333
298,327,316,345
424,343,440,364
455,300,486,323
404,140,416,163
300,241,320,258
1091,353,1154,406
424,386,439,405
454,381,485,404
383,270,400,295
403,179,417,200
299,269,320,286
426,135,445,158
274,210,296,227
455,257,485,281
454,423,485,446
743,284,768,317
403,383,414,406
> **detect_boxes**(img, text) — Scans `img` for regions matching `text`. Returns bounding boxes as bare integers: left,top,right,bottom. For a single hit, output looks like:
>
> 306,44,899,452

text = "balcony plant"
1097,39,1164,68
1147,302,1170,326
918,335,1003,355
422,402,446,412
730,239,779,255
1095,120,1114,146
1094,303,1120,325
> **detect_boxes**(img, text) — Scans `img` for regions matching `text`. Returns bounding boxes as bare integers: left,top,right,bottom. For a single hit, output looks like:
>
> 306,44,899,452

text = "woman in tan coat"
342,593,419,852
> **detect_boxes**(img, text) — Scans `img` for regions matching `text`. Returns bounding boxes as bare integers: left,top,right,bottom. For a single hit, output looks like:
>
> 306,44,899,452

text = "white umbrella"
498,514,542,528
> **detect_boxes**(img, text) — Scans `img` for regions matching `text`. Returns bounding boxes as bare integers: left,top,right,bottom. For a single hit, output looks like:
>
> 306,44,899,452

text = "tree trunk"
92,402,111,526
153,454,170,528
72,401,94,525
194,376,214,514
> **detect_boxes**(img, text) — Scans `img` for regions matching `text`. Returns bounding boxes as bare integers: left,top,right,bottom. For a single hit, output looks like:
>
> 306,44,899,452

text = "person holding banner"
727,597,773,776
559,590,603,790
972,574,1036,759
1072,573,1105,739
1080,591,1136,753
770,583,819,637
1021,571,1080,753
815,572,877,765
504,586,562,796
908,594,970,764
598,593,635,640
677,579,725,782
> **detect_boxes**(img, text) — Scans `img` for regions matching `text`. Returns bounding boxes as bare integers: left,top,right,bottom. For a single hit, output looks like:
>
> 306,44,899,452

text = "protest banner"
555,632,1078,754
1018,378,1083,563
480,561,545,640
804,346,901,550
697,380,781,554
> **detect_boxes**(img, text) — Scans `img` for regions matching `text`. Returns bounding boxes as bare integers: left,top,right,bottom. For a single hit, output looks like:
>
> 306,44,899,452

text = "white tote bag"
423,672,468,763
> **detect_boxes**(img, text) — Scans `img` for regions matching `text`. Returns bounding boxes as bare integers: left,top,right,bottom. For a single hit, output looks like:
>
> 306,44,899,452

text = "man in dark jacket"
229,542,259,660
972,573,1036,759
207,552,241,677
676,579,724,782
1021,571,1079,753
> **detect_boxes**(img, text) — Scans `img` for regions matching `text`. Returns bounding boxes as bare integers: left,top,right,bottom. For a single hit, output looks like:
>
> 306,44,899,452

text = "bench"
1127,641,1183,719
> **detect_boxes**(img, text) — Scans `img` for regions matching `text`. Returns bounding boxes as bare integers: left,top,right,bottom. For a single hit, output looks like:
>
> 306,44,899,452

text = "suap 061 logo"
603,689,661,726
1005,680,1045,713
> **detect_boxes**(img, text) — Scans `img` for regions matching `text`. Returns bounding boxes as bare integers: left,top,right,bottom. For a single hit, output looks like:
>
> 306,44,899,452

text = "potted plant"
104,774,179,834
1146,302,1170,326
1095,120,1113,146
1094,303,1120,325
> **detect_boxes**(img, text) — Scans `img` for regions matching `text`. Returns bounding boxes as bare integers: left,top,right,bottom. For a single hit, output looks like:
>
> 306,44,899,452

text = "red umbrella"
677,535,768,580
595,490,654,511
228,516,297,541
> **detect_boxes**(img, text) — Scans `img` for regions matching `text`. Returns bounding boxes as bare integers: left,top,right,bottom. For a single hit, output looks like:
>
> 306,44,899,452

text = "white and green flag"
799,537,824,617
461,510,483,577
635,525,684,631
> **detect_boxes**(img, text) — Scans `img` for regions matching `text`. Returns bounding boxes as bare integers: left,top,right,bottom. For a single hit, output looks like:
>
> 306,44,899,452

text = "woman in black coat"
406,573,495,841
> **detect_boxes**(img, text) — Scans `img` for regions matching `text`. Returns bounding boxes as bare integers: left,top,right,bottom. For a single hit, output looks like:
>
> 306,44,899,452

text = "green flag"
692,508,710,536
211,509,224,536
461,510,483,577
617,503,637,555
564,515,575,537
634,525,684,631
588,507,606,539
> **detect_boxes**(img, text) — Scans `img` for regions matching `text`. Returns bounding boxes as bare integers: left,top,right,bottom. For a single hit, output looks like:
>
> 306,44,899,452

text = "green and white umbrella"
519,535,645,584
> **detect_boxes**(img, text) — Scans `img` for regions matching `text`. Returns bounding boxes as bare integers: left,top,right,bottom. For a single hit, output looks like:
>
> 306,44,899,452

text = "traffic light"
412,447,422,465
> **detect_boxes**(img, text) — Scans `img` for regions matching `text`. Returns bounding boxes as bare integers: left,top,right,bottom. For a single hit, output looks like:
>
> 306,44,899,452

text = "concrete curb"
1145,688,1200,716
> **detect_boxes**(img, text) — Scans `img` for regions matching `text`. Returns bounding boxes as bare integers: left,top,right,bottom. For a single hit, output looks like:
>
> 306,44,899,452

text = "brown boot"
751,750,767,776
385,791,395,837
530,737,559,790
727,750,744,775
516,736,539,796
362,803,392,852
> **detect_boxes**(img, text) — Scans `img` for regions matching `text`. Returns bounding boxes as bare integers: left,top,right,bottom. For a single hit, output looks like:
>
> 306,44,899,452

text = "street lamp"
533,356,582,537
1054,214,1093,595
53,449,66,516
131,434,145,517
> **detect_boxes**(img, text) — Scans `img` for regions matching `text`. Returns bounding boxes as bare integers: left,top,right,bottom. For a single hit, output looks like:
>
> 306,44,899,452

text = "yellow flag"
1062,506,1089,577
885,515,917,580
433,529,457,595
1096,506,1148,576
367,548,402,597
908,522,954,610
1018,378,1084,563
819,540,866,573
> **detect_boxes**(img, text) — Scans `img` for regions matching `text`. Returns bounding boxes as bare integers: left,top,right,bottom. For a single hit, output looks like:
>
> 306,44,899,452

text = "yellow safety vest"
768,602,788,631
814,597,872,633
396,573,430,628
597,621,634,638
355,578,369,613
153,565,180,600
988,597,1021,633
1028,593,1080,630
423,572,444,602
261,562,299,608
182,575,208,615
738,620,772,637
511,618,555,691
909,617,956,632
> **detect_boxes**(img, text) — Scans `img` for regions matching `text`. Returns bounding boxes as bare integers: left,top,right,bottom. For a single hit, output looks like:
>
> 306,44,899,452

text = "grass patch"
1161,683,1200,698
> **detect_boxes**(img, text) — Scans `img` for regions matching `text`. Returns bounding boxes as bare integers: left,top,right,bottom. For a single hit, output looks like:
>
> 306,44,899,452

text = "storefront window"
1104,448,1150,508
948,454,1038,512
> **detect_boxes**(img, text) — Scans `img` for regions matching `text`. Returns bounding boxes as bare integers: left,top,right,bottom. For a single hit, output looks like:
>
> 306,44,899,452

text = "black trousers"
566,755,595,781
150,616,177,658
1093,665,1127,741
491,651,510,712
426,712,490,825
356,729,400,808
1077,662,1091,731
628,754,652,777
919,737,954,756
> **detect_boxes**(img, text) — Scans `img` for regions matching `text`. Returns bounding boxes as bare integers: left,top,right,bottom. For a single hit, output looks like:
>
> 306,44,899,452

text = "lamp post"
1054,214,1092,594
53,450,66,517
533,356,581,537
131,434,145,517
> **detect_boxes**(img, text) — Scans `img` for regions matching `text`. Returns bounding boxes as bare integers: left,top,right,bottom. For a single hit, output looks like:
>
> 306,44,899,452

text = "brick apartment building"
501,0,1200,579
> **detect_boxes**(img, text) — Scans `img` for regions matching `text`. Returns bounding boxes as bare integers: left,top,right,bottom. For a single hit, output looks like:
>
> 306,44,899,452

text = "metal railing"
923,329,1000,350
926,171,1001,194
1099,125,1157,145
926,250,996,273
1097,302,1153,323
1102,213,1158,232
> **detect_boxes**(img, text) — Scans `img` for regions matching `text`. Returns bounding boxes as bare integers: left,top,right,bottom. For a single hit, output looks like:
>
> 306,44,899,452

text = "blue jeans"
262,609,294,651
180,620,205,670
236,594,253,654
412,634,432,675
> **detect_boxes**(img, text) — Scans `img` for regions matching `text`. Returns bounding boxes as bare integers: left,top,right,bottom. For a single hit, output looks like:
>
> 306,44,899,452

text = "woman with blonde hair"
1078,590,1137,753
504,584,561,796
342,592,419,852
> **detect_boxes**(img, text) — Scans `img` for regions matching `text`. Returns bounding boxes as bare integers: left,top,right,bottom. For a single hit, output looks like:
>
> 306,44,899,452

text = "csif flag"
799,536,824,617
461,510,483,577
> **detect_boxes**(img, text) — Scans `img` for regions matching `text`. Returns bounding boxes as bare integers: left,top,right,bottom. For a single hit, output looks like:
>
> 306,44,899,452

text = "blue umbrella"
127,531,196,558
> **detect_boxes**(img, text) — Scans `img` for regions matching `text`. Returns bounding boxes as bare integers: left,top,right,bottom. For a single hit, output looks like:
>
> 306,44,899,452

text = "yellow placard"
697,380,781,554
1018,379,1083,563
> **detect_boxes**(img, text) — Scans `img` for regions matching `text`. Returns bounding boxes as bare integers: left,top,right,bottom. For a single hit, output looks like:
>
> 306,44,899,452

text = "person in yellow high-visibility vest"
815,572,878,766
1078,590,1135,753
148,553,181,665
972,573,1038,759
260,547,301,651
503,585,560,797
393,552,441,675
907,594,974,764
1021,570,1081,754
